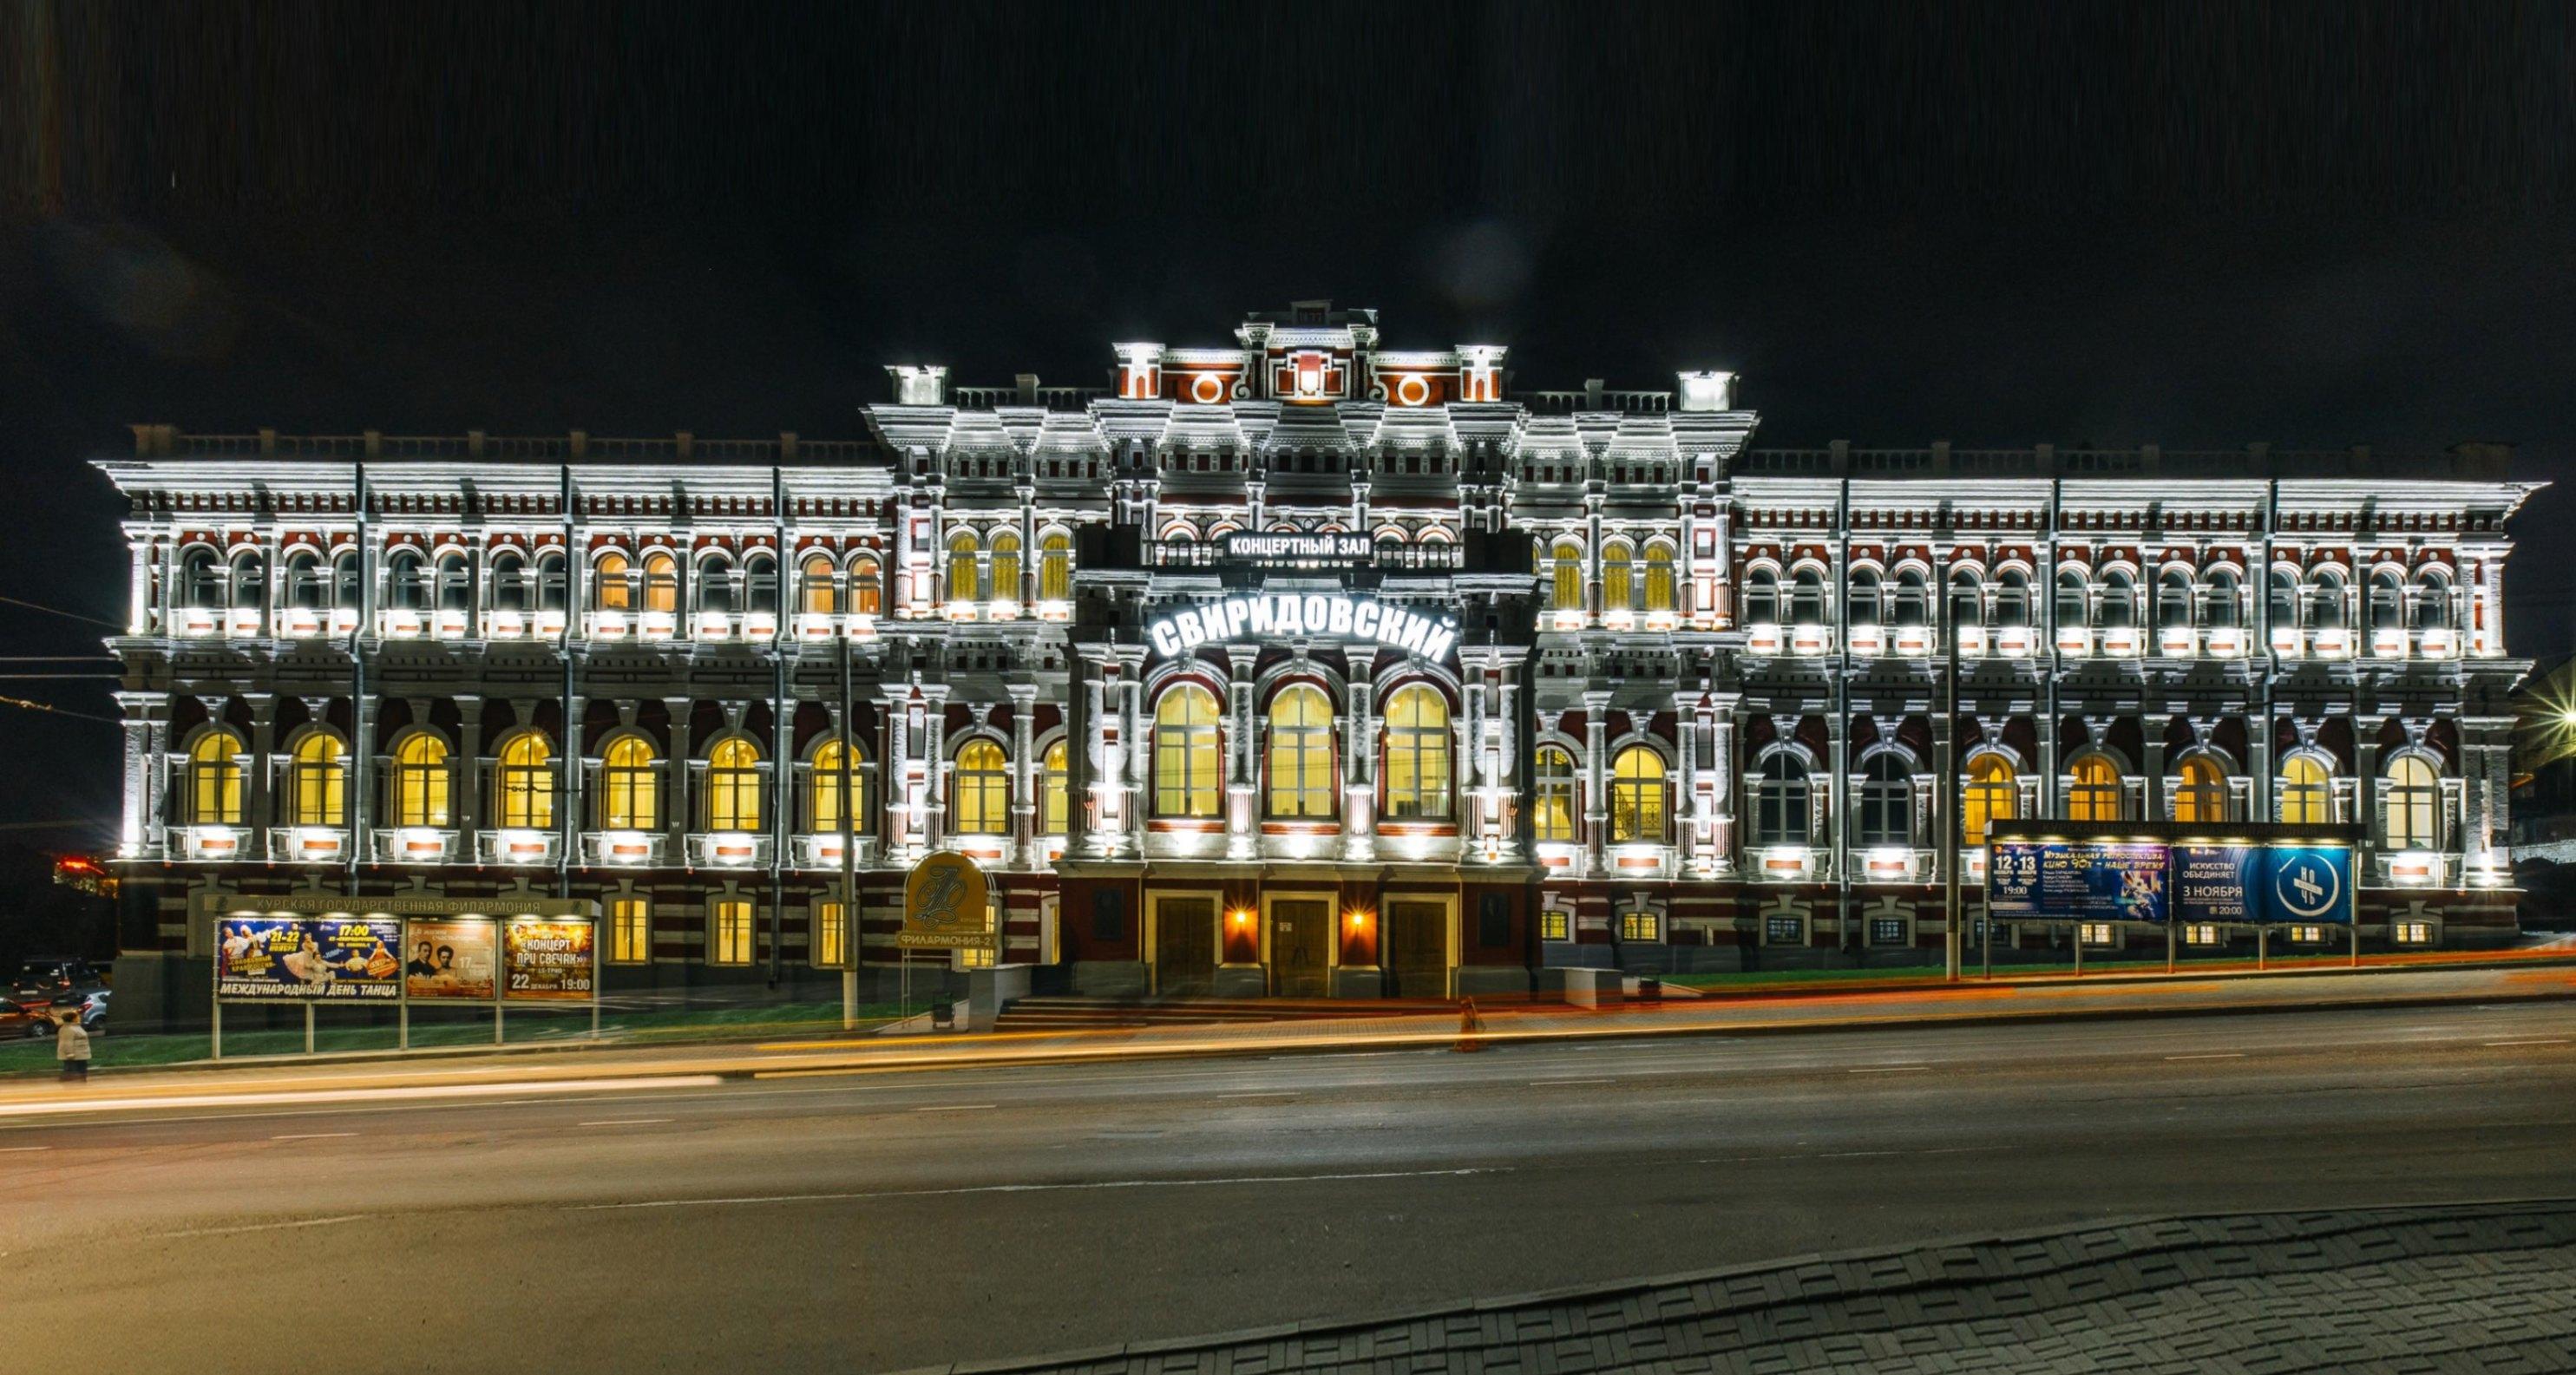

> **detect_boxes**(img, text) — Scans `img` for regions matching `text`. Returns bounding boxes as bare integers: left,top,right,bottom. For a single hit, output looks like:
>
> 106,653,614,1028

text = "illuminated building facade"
97,302,2536,1015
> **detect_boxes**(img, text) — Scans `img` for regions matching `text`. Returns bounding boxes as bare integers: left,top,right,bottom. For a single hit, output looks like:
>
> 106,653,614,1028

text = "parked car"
78,991,108,1034
15,958,107,995
0,998,61,1040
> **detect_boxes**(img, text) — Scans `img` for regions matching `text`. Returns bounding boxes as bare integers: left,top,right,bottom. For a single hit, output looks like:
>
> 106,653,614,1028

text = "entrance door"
1270,900,1330,999
1153,897,1216,996
1386,900,1449,999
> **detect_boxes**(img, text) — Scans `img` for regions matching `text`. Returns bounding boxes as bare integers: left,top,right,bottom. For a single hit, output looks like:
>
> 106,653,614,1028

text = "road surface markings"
578,1118,673,1128
1216,1091,1296,1100
2166,1053,2245,1061
1530,1077,1615,1086
161,1214,363,1241
914,1103,998,1112
2484,1038,2570,1047
0,1144,49,1152
564,1166,1511,1213
270,1132,356,1141
1847,1065,1930,1074
0,1074,728,1122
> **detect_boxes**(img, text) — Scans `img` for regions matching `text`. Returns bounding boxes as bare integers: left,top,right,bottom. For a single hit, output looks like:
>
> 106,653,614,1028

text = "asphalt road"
6,1000,2573,1372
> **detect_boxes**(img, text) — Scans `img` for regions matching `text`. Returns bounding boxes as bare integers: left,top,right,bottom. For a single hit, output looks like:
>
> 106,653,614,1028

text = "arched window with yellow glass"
705,737,763,832
1039,739,1070,834
494,731,554,829
1531,745,1577,842
950,739,1008,835
2382,754,2441,849
1963,754,2015,848
1265,684,1335,818
1550,540,1583,612
289,732,345,827
809,737,866,834
600,735,660,830
1642,540,1677,614
1039,533,1072,601
989,532,1021,606
390,733,452,827
1152,684,1222,818
2278,754,2332,824
2065,753,2123,822
946,533,980,605
850,555,883,616
187,728,246,825
641,552,678,614
593,552,633,612
1609,745,1668,843
1602,541,1634,613
2173,755,2230,822
800,553,838,615
1381,684,1452,820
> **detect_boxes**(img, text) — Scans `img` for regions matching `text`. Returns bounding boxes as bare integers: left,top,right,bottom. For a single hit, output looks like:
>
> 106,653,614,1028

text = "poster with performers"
403,919,499,1000
214,915,403,1000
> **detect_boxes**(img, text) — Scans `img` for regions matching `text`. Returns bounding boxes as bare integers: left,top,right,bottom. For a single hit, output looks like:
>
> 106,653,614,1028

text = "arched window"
950,739,1007,835
1602,543,1634,612
2157,569,2194,629
1789,567,1827,625
1845,567,1883,627
1642,541,1677,613
1609,746,1668,844
2099,571,2137,629
600,736,659,830
289,733,344,827
2055,569,2089,629
533,553,567,613
1040,739,1070,834
641,552,678,614
705,737,762,832
1948,569,1981,632
332,551,363,613
489,552,529,612
285,551,327,611
1532,745,1577,842
1963,755,2015,848
2203,569,2241,629
188,728,245,824
695,554,736,616
594,553,633,612
385,550,428,612
800,553,839,615
1265,684,1335,818
1152,684,1222,817
2309,573,2347,630
2278,754,2331,824
230,552,267,615
990,533,1022,605
1889,570,1929,627
1996,569,2031,627
809,738,862,833
2268,568,2300,630
434,553,469,614
2383,755,2440,848
2066,753,2122,822
1858,752,1913,847
744,553,778,617
850,555,883,617
495,732,554,829
1039,533,1073,601
2368,570,2405,631
2174,755,2229,822
946,533,980,604
2413,573,2453,631
1381,684,1452,820
1742,567,1780,625
1550,540,1583,612
390,733,452,828
1751,751,1809,846
180,548,224,609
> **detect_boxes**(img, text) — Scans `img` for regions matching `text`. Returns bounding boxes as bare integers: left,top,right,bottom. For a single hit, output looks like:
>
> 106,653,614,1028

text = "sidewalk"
2,958,2570,1118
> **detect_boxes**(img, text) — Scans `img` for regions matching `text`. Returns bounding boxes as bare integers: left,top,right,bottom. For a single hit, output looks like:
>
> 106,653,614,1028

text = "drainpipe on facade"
349,460,370,904
1834,463,1852,962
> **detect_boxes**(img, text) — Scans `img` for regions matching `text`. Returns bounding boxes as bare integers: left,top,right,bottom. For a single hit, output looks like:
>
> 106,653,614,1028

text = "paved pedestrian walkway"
896,1201,2576,1374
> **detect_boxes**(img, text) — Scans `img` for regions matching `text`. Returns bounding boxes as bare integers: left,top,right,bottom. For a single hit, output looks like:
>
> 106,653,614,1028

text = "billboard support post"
2350,920,2360,968
304,1004,315,1056
399,1000,410,1051
211,998,223,1061
2071,927,2082,978
2166,915,2176,975
2258,924,2269,971
1980,884,1991,980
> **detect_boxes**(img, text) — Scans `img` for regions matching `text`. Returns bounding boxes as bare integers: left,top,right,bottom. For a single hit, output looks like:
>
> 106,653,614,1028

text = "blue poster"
1986,841,2168,923
2172,844,2259,924
1988,842,2047,914
2263,846,2354,926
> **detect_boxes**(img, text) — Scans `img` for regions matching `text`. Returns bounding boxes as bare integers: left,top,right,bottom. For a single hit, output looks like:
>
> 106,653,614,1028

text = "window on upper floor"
1153,685,1223,819
1858,752,1912,848
1609,746,1667,844
800,553,839,615
2174,755,2230,822
600,736,660,830
1039,534,1072,602
1964,756,2015,848
642,552,679,614
2066,753,2122,822
950,739,1008,835
390,733,452,828
1532,746,1577,843
2278,754,2332,825
495,732,554,829
1266,685,1335,819
1381,685,1452,821
188,729,245,825
990,533,1021,604
1751,751,1809,846
1040,739,1070,835
2382,755,2440,848
705,737,762,832
1642,541,1677,613
289,733,345,827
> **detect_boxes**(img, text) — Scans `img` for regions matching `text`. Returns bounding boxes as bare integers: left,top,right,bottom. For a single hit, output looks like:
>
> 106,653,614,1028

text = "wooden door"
1386,900,1449,999
1153,896,1216,996
1270,900,1329,999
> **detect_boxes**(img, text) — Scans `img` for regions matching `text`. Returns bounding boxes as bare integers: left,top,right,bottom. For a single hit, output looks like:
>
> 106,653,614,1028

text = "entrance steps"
993,995,1460,1033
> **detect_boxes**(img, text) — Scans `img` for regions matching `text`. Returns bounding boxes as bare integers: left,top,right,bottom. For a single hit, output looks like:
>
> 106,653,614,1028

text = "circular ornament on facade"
1191,373,1226,404
1395,374,1429,407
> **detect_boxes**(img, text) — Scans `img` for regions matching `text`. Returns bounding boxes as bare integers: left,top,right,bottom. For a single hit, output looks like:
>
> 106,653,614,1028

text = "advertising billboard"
403,919,498,1001
214,916,403,1000
2171,844,2261,925
901,851,997,950
1988,841,2169,923
2264,846,2355,926
503,919,596,1000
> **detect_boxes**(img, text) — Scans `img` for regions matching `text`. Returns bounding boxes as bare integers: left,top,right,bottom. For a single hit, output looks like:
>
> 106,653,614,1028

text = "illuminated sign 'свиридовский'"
1147,593,1457,661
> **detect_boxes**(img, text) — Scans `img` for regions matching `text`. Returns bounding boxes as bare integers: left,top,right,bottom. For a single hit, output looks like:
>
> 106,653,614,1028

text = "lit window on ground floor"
2078,922,2115,946
2287,925,2326,944
955,944,997,970
711,898,754,966
1766,914,1805,945
1870,917,1909,946
1539,910,1571,942
2185,924,2221,946
2394,921,2435,945
1620,912,1661,942
610,897,651,964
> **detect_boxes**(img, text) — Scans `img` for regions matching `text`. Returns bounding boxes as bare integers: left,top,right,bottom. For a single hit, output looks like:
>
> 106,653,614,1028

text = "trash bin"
1636,978,1662,1003
930,999,955,1031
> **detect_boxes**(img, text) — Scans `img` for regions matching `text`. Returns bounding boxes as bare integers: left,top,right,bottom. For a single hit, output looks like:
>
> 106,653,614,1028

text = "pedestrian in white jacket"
56,1014,90,1083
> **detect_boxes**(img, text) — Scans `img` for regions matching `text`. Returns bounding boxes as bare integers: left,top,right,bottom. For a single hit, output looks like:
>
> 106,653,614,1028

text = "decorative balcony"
2382,849,2448,887
2158,627,2198,658
1755,844,1819,882
794,833,880,869
268,826,348,863
1859,846,1927,883
584,830,665,867
377,607,429,639
478,828,560,866
169,824,246,860
691,831,774,868
2056,626,2092,656
2417,627,2458,658
226,607,265,638
374,827,458,863
2371,628,2409,659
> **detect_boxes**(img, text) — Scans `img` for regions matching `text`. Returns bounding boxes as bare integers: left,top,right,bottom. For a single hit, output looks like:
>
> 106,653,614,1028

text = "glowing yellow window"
2066,755,2121,822
1963,755,2015,848
710,897,754,966
1266,685,1335,817
813,900,849,967
800,554,838,615
1532,746,1577,842
642,552,678,614
190,729,245,825
609,898,652,964
810,739,860,833
706,737,762,832
1153,684,1222,817
990,533,1020,604
1609,746,1667,842
1603,544,1634,611
1643,542,1676,613
2173,756,2227,823
1040,739,1070,834
495,732,554,829
1381,685,1452,820
391,734,451,827
290,733,344,826
1551,540,1583,612
951,739,1009,835
601,736,659,830
595,552,633,612
1039,533,1072,601
947,534,980,604
851,556,882,616
2278,755,2330,825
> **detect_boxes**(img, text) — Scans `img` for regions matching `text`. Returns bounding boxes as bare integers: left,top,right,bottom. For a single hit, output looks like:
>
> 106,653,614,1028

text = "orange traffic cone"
1452,997,1485,1052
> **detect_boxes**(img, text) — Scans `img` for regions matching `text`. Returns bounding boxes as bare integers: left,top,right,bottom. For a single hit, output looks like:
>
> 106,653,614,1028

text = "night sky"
2,3,2572,881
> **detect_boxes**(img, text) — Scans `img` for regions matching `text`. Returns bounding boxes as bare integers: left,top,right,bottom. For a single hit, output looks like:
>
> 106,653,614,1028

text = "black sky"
2,2,2573,861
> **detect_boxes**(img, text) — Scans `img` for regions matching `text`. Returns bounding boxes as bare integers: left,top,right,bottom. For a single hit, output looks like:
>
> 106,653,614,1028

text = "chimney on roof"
1677,371,1736,412
887,365,948,406
1583,377,1605,409
1014,373,1040,406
